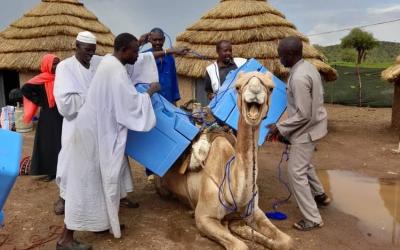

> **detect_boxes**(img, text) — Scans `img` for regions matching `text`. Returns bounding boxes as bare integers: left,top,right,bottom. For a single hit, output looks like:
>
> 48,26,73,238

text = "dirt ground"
1,104,399,250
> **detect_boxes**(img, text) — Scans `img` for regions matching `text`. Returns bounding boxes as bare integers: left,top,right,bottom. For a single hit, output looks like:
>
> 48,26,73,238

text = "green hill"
314,41,398,107
315,41,400,69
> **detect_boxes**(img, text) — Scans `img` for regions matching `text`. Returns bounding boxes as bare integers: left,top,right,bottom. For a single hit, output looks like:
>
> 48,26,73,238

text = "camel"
155,71,293,250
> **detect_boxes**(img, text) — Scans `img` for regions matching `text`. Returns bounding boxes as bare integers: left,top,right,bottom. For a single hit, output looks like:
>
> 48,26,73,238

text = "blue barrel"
209,59,287,146
0,128,23,225
125,84,200,177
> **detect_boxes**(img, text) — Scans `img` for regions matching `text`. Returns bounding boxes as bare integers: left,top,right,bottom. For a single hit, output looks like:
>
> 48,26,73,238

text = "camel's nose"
249,78,262,94
244,78,266,104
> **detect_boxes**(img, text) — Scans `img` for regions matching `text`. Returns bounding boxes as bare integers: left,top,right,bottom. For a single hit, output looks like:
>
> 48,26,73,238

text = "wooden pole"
392,81,400,130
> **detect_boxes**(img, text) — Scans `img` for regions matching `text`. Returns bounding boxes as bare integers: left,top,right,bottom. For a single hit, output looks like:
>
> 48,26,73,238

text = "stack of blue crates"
0,129,23,226
209,59,287,146
125,84,200,177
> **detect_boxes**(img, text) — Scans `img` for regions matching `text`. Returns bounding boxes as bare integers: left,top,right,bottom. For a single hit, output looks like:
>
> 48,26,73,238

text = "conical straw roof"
382,56,400,83
175,0,337,81
0,0,114,72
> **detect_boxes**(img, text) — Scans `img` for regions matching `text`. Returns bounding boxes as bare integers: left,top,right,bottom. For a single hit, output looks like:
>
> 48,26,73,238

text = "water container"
209,59,287,146
0,106,15,130
125,84,200,177
14,106,33,133
0,128,23,226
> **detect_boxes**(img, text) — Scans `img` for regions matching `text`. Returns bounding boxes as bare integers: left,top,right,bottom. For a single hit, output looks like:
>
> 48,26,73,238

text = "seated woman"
21,54,62,182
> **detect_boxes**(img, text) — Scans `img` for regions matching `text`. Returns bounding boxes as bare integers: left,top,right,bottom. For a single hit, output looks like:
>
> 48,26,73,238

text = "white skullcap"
76,31,97,44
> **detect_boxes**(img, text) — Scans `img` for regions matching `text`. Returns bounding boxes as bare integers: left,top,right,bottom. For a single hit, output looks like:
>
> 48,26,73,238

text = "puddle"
318,170,400,246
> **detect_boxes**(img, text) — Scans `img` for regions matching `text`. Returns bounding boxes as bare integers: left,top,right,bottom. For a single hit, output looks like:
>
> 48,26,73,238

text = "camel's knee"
195,215,209,234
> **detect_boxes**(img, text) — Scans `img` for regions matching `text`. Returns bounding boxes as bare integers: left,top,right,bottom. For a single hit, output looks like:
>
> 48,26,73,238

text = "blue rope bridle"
217,128,258,219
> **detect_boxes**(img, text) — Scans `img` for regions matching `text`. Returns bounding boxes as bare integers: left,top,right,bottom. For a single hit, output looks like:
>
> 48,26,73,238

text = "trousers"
287,142,325,223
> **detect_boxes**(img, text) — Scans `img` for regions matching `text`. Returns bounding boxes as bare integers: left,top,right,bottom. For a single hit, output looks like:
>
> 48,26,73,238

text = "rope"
218,156,238,213
0,233,9,247
217,129,259,219
271,145,292,211
23,225,63,250
12,225,63,250
146,83,217,129
187,51,212,62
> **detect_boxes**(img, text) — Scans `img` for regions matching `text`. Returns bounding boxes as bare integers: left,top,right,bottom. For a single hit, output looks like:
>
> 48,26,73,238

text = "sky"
0,0,399,46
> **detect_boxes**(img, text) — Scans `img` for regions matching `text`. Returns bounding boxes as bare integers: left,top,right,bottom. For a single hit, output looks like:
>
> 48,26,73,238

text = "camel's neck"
232,116,259,192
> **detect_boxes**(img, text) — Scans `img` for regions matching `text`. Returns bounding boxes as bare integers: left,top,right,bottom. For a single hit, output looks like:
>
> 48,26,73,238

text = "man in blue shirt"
145,28,181,105
143,28,188,179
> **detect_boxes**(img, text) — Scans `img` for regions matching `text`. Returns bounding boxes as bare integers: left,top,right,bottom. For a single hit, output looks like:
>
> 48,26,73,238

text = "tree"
341,28,378,106
341,48,357,63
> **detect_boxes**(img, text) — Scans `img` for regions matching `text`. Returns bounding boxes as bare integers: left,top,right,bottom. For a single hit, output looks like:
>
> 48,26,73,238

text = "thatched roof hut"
0,0,114,106
174,0,337,104
382,56,400,129
382,56,400,83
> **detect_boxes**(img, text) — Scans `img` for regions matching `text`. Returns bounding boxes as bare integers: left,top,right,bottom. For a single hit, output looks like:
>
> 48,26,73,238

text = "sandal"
56,240,92,250
36,175,55,182
293,219,323,231
120,198,139,209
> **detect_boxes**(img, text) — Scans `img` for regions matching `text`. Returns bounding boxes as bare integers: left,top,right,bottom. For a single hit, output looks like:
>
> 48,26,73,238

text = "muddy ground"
1,104,399,250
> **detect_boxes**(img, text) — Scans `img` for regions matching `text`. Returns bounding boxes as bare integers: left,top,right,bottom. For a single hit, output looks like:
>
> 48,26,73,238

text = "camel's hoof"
274,234,294,250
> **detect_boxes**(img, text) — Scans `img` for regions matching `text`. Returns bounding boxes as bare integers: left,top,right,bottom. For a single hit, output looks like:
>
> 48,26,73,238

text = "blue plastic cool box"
125,84,200,177
209,59,287,146
0,128,23,225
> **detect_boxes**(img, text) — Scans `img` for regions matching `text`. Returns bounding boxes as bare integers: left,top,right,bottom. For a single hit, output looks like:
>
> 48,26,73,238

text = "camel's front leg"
229,220,277,249
195,210,248,250
246,207,293,250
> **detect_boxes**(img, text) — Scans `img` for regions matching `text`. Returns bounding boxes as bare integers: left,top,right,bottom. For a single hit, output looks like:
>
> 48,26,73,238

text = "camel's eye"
269,87,273,93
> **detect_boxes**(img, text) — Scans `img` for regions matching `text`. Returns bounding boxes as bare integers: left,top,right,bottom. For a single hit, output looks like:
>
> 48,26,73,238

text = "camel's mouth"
245,101,263,122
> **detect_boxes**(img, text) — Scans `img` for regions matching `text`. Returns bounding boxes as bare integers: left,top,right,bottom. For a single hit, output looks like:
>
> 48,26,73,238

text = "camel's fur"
155,71,293,250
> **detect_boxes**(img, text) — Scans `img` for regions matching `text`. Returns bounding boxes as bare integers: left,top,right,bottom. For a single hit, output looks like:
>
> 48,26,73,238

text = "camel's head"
235,71,274,126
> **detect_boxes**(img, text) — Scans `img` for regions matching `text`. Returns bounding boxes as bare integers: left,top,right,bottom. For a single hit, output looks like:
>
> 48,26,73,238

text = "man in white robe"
56,33,160,250
54,32,160,214
54,32,101,214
